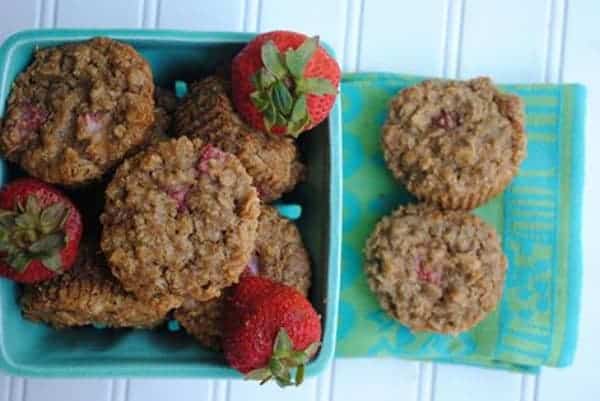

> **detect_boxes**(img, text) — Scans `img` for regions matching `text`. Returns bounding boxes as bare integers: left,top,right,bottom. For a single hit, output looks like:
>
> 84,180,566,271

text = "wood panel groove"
255,0,263,32
315,365,333,401
519,374,536,401
8,378,24,401
155,0,163,29
557,0,569,82
454,0,466,78
139,0,146,28
429,364,438,401
328,361,336,401
441,0,451,77
4,377,11,401
243,0,259,32
354,0,365,71
52,0,59,28
34,0,42,28
342,0,361,72
543,0,555,82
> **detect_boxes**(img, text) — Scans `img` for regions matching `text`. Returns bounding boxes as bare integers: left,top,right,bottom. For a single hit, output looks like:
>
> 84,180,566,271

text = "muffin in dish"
0,37,155,186
100,136,260,306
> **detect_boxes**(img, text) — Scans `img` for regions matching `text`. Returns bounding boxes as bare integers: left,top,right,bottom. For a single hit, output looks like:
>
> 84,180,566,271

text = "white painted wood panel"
23,379,110,401
55,0,144,28
157,0,245,31
458,0,550,82
537,0,600,398
0,0,40,42
1,376,9,401
433,365,522,401
128,379,212,401
229,378,318,401
331,359,419,401
357,0,448,76
257,0,348,65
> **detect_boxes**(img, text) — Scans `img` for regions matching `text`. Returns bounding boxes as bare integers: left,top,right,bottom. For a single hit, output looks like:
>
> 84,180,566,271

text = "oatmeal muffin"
0,37,155,186
101,136,260,306
364,203,507,334
382,77,526,210
174,76,304,202
174,204,311,349
21,241,177,329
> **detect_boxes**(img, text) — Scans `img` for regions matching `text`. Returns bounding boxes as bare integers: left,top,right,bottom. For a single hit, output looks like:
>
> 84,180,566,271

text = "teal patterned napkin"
335,73,585,373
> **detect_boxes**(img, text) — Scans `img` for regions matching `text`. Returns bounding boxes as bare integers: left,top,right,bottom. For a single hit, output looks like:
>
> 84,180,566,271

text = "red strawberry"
0,178,83,283
222,275,321,386
231,30,341,137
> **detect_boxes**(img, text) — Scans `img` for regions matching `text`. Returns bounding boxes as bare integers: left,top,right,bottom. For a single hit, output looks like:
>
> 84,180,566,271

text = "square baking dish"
0,29,342,378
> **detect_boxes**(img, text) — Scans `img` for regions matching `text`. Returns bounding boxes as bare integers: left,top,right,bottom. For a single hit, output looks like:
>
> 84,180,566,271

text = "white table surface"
0,0,598,400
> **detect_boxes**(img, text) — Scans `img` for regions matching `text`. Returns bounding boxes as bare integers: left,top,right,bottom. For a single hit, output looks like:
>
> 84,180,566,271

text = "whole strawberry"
222,276,321,386
0,178,83,283
231,30,341,137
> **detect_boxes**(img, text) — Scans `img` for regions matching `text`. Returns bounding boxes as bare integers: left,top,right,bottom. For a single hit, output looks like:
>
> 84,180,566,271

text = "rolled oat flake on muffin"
364,203,507,334
0,37,155,186
382,77,526,210
174,204,312,349
100,136,260,306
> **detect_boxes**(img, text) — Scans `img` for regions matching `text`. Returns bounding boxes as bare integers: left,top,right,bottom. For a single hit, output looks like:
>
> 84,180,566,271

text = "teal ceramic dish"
0,29,342,378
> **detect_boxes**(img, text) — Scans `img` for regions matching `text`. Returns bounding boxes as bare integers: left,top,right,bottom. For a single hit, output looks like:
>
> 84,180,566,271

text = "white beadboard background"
0,0,598,400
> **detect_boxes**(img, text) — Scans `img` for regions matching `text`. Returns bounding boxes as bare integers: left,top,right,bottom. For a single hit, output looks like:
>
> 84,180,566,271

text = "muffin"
381,77,526,210
21,240,177,329
0,37,155,186
174,76,304,202
100,136,260,306
364,203,507,334
174,204,311,349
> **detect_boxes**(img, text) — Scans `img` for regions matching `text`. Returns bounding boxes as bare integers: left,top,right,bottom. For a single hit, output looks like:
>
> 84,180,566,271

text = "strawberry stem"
0,195,69,272
250,36,337,136
244,328,320,387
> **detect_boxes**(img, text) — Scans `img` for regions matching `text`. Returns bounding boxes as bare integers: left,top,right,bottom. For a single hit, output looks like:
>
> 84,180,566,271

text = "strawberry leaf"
14,213,35,229
287,96,311,136
250,72,261,90
273,328,293,354
250,91,270,111
275,375,293,388
296,77,337,95
40,202,68,233
261,41,287,79
28,233,65,253
269,358,286,378
25,196,41,217
41,251,62,272
7,252,31,272
304,342,321,358
263,102,278,132
272,81,294,116
245,368,272,382
259,69,278,89
0,210,16,224
295,364,305,386
284,36,319,78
